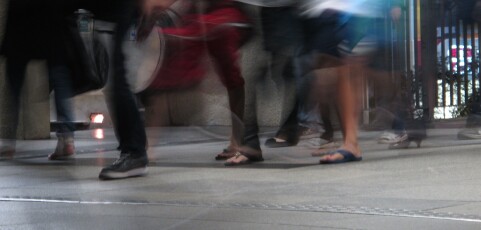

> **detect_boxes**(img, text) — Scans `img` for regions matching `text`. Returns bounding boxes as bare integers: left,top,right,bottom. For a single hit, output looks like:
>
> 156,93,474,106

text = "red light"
90,113,104,124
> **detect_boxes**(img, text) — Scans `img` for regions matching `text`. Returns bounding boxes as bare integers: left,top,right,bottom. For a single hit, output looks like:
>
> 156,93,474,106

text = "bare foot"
319,144,362,164
224,152,250,165
215,146,237,160
224,147,263,166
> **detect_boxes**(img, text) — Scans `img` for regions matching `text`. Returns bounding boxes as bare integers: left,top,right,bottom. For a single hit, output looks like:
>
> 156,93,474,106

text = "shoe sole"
99,167,148,180
378,134,408,144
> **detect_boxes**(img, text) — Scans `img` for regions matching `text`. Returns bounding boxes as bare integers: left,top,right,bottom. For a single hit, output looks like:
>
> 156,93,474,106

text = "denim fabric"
48,65,75,136
4,58,75,140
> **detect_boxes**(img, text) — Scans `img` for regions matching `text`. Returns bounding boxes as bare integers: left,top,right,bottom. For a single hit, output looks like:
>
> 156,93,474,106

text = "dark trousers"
3,58,29,140
84,0,147,157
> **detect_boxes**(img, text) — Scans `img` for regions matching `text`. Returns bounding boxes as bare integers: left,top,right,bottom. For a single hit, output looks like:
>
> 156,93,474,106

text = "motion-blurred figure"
223,1,338,165
224,2,303,165
371,1,428,149
260,5,329,149
79,0,150,179
137,0,251,160
298,0,404,163
457,0,481,140
0,0,78,160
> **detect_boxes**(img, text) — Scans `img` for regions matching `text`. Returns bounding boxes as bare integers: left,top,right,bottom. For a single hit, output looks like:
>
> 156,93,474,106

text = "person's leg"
367,16,411,145
308,100,339,155
261,7,306,147
314,13,369,163
265,102,300,147
224,57,266,165
265,51,325,148
307,67,344,155
302,15,344,145
223,44,266,164
97,0,148,179
319,102,334,140
367,68,408,145
224,84,263,165
294,50,322,133
110,1,147,156
262,53,300,147
319,62,362,163
1,57,28,157
47,57,76,159
206,26,246,159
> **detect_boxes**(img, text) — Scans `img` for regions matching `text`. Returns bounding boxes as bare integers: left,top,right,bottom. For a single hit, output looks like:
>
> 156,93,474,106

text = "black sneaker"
99,153,148,180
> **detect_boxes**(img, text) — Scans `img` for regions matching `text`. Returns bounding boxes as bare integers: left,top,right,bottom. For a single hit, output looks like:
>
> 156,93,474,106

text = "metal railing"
380,0,480,121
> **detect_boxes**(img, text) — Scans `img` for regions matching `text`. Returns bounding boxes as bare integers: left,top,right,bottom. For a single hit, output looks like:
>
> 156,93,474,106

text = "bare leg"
319,63,362,163
227,86,245,150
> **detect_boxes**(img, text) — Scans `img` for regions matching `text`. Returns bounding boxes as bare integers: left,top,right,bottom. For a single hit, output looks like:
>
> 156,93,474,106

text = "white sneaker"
378,131,408,144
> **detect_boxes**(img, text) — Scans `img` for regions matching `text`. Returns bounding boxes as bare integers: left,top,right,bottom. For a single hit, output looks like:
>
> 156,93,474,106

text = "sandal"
215,148,237,161
319,149,362,164
224,151,264,166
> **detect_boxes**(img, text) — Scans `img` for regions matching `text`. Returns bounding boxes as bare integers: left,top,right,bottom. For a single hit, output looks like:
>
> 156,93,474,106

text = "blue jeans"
4,57,75,140
49,64,75,137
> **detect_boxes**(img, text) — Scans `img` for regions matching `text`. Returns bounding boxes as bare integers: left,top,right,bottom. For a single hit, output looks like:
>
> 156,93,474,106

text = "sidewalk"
1,126,481,229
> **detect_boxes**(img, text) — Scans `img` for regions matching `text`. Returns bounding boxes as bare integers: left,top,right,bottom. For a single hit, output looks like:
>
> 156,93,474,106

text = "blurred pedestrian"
80,0,151,179
136,0,251,161
0,0,78,160
224,3,302,165
298,0,405,163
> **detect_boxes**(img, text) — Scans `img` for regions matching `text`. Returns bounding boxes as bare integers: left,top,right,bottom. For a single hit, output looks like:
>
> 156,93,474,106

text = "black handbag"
64,11,109,96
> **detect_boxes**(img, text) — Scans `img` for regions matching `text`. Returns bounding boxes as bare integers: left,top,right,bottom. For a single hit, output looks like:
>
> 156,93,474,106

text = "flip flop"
224,152,264,166
319,149,362,164
215,148,236,160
